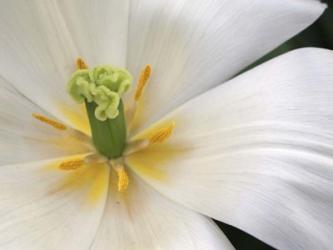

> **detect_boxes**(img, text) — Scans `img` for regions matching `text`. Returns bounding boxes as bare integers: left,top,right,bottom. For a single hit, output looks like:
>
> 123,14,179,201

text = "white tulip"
0,0,331,249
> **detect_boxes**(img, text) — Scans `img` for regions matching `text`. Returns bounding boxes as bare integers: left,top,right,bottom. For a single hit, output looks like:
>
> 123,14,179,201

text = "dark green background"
217,1,332,249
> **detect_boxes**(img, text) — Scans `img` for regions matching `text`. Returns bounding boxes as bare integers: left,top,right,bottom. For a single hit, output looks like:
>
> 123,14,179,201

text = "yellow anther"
76,58,88,69
32,113,67,131
111,162,129,192
149,122,176,143
59,159,84,170
134,65,151,101
116,167,129,192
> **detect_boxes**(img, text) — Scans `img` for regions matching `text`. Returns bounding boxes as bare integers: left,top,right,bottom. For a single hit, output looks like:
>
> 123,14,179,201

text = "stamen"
58,154,107,171
115,167,129,192
149,122,176,143
32,113,67,131
59,159,84,170
76,58,88,69
134,65,151,101
111,160,129,192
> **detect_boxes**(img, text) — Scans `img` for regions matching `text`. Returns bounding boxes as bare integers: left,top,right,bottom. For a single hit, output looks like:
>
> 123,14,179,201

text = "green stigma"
67,65,132,121
67,65,132,158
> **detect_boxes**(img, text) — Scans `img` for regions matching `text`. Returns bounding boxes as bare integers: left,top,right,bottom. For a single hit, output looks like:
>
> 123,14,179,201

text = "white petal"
0,158,110,249
126,0,326,133
91,172,234,250
127,48,333,250
0,77,90,166
57,0,129,67
0,0,79,122
0,0,129,128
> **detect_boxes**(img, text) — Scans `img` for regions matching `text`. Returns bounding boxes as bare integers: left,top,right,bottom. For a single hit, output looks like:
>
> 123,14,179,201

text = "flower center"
32,58,176,195
67,59,132,159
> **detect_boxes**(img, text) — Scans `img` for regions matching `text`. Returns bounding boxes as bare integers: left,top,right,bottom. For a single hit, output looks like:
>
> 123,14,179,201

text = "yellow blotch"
32,113,67,131
87,164,110,204
45,157,109,206
134,65,151,101
126,143,187,181
46,135,90,156
33,112,90,155
58,104,91,135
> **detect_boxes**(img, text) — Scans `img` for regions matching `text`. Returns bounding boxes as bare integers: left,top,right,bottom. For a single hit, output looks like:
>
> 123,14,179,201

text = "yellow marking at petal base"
87,164,109,203
45,135,91,156
33,112,90,154
126,159,165,181
46,157,109,206
32,113,67,130
76,57,88,69
58,104,91,135
126,143,186,181
134,65,151,101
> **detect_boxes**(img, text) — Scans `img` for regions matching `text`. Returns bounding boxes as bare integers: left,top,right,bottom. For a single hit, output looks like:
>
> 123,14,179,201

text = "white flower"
0,0,331,250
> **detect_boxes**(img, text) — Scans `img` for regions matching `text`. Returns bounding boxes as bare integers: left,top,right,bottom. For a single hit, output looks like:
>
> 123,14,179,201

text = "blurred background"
217,1,333,249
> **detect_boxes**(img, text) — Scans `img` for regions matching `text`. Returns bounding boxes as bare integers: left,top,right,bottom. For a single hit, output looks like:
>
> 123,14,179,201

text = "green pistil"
67,65,132,158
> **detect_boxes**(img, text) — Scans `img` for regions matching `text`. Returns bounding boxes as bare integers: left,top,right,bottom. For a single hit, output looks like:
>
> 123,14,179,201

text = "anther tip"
76,58,88,69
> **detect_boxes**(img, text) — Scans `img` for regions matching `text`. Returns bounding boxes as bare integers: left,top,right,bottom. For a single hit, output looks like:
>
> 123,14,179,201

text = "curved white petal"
0,158,110,249
126,0,326,133
127,48,333,250
0,0,129,129
0,0,79,123
57,0,129,67
91,172,234,250
0,77,90,166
